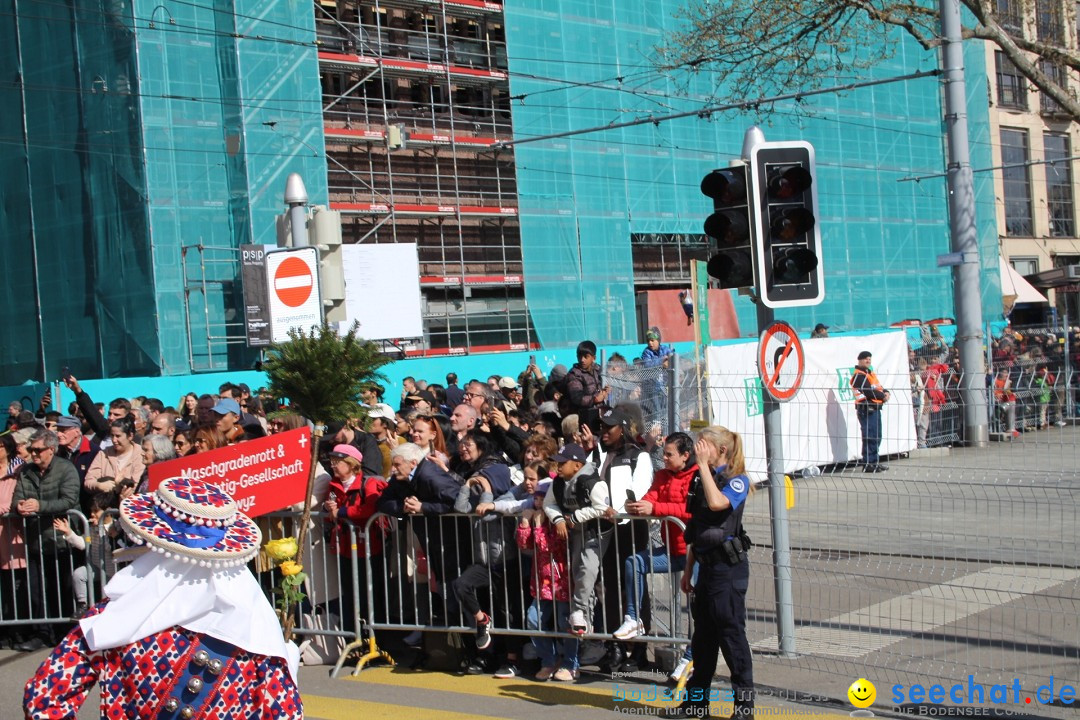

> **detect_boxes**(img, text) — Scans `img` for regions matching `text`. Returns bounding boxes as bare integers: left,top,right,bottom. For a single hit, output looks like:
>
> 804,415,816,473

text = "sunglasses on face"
29,446,49,455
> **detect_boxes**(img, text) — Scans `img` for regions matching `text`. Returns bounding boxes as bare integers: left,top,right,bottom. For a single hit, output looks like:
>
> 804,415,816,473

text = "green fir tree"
262,322,389,425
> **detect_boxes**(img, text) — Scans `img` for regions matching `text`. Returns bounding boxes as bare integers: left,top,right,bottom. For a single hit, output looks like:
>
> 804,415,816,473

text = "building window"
996,0,1024,35
1039,60,1069,114
1010,257,1039,276
1001,128,1033,237
1037,0,1064,43
995,52,1027,110
630,233,709,284
1045,133,1076,237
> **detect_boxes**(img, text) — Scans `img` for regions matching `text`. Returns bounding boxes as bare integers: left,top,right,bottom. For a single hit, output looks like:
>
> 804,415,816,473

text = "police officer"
668,425,754,719
850,350,890,472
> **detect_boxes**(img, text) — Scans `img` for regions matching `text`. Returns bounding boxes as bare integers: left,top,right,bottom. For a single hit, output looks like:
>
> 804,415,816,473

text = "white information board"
342,243,424,340
265,247,322,343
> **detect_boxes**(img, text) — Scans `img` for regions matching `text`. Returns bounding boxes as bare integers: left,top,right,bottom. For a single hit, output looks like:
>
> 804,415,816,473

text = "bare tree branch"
657,0,1080,123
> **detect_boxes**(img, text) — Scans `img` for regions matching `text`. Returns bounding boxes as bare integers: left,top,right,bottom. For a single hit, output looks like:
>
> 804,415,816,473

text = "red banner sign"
147,427,312,517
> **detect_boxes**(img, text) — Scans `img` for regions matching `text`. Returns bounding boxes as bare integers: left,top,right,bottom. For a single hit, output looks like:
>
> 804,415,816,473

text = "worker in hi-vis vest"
850,350,890,473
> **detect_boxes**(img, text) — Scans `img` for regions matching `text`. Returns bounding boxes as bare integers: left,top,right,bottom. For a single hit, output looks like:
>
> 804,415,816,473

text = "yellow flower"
264,537,298,562
279,560,303,577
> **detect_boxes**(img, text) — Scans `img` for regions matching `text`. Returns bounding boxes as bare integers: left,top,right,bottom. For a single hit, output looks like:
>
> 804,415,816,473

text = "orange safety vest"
850,367,885,405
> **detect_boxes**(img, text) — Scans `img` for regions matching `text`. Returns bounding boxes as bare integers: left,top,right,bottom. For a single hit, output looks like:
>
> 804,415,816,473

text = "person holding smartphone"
619,432,698,682
563,340,609,417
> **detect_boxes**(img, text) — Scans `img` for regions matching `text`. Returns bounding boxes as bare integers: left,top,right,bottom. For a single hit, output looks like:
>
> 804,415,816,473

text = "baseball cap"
369,403,397,423
552,443,587,464
599,407,629,427
498,377,518,390
645,330,661,341
857,351,872,360
814,323,829,332
328,444,363,465
56,415,82,430
212,398,241,416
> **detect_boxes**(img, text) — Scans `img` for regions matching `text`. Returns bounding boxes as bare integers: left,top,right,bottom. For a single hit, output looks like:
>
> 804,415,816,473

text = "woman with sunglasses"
172,430,195,457
192,427,226,454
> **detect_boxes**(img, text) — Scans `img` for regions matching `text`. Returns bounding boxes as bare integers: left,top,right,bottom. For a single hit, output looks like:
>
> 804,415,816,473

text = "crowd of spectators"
0,337,701,684
909,323,1079,445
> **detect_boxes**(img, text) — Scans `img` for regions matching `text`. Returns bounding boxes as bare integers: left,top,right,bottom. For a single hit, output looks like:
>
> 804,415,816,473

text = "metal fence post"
668,352,679,434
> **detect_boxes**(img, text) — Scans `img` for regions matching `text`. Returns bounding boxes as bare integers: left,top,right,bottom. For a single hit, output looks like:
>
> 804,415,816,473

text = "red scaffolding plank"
331,202,517,217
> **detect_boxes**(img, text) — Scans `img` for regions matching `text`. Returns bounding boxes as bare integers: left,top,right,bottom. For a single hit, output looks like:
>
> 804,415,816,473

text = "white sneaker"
1055,420,1067,427
669,656,691,683
568,610,589,636
613,615,644,640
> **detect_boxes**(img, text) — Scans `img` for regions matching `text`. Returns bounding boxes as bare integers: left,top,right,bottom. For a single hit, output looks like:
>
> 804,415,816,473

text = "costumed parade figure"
24,477,303,719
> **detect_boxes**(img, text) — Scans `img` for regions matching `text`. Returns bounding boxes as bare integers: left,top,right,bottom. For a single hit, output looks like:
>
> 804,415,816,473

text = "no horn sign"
758,321,805,401
266,247,322,342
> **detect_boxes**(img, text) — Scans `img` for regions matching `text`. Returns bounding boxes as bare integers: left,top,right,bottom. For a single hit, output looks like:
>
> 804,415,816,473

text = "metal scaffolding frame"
314,0,534,354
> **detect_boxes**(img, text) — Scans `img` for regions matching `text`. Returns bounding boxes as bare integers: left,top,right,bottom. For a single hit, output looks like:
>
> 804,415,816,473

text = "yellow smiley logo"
848,678,876,708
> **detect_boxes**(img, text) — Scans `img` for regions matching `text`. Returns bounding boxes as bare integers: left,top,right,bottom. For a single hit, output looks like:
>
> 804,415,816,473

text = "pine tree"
262,322,389,639
263,322,389,425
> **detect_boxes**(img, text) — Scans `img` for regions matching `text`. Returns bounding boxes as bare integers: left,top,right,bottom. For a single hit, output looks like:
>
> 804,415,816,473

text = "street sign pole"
744,126,797,658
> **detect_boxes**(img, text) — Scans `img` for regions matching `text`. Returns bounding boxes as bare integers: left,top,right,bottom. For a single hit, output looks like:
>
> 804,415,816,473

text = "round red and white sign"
274,256,313,307
758,321,805,402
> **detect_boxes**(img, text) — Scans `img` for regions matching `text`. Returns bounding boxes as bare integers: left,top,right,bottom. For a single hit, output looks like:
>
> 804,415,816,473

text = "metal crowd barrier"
0,509,94,632
347,511,693,677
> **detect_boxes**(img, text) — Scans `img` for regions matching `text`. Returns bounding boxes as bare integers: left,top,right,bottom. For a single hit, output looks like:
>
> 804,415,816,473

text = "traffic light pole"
743,127,797,658
756,293,797,658
940,0,989,447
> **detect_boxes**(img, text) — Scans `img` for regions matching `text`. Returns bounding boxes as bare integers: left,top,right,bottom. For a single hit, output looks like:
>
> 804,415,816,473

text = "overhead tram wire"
492,69,943,150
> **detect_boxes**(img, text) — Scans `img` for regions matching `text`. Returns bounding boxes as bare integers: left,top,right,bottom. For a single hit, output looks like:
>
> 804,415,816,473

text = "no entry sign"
265,247,322,342
758,321,805,401
274,256,314,307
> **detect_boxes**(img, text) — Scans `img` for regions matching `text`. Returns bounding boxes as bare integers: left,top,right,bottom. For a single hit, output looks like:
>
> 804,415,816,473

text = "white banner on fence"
706,330,916,482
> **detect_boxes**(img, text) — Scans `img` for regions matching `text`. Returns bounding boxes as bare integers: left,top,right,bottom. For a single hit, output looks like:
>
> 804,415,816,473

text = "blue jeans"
526,598,579,670
624,547,692,660
857,405,882,464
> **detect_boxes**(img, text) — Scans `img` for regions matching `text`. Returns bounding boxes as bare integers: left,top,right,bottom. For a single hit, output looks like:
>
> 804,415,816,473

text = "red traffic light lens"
701,169,747,205
767,165,813,200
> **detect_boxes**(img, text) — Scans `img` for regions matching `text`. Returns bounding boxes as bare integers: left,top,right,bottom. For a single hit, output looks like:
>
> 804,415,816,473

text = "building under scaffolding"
0,0,1003,385
315,0,530,355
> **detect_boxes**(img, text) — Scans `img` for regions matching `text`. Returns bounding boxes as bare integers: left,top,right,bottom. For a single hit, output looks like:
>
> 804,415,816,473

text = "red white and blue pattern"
23,603,303,720
120,478,261,567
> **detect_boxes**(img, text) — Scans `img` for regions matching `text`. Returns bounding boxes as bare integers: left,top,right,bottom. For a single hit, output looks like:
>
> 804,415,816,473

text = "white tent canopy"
1000,256,1048,315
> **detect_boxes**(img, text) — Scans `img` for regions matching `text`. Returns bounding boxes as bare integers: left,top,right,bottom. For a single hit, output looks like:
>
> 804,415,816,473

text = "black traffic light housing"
701,166,755,289
749,141,824,308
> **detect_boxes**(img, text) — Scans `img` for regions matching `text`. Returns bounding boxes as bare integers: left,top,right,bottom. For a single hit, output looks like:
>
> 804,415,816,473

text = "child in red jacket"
618,432,697,681
516,464,579,682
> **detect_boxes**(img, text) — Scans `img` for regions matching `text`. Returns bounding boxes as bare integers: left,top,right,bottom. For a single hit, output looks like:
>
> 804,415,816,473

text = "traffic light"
701,166,755,289
309,205,348,323
748,141,824,308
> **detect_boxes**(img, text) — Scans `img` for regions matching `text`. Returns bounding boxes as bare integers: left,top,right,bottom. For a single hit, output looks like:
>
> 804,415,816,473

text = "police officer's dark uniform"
670,462,754,719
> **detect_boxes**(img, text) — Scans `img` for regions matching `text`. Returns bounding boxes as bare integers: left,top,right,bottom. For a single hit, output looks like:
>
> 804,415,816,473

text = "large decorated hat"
119,477,262,568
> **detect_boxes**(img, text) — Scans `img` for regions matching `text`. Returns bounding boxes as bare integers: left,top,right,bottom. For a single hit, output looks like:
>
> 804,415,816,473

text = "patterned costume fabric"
23,603,303,719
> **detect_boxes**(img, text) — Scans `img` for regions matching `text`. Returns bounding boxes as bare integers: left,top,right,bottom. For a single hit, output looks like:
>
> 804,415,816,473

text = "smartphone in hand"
61,366,72,382
626,490,637,503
